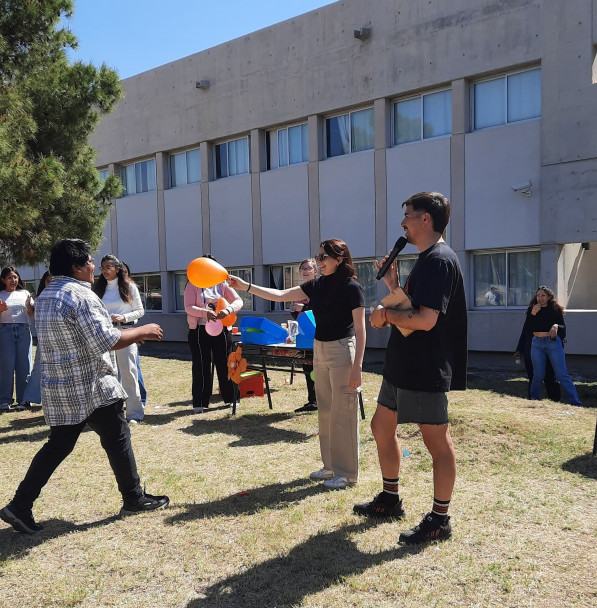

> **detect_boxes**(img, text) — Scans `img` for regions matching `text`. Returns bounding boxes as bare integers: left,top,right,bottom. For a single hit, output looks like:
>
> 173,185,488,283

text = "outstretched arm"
227,275,306,303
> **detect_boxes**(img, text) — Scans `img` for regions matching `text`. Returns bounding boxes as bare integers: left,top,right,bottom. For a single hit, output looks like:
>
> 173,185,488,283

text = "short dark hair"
402,192,450,234
49,239,91,277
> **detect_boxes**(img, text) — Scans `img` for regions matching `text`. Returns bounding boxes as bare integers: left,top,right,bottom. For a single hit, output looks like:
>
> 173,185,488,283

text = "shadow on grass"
168,478,328,522
0,514,120,561
180,412,310,446
561,453,597,480
186,520,425,608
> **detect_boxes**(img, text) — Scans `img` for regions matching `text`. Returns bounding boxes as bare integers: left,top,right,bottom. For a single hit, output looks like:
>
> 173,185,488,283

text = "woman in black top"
528,286,581,406
228,239,366,489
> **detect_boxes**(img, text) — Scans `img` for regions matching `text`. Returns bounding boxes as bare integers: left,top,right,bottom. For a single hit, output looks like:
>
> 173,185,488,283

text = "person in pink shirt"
184,255,243,413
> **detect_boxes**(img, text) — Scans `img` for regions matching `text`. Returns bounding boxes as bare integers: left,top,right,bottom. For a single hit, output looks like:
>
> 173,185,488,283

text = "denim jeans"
136,351,147,405
0,323,32,405
10,400,142,512
530,336,582,405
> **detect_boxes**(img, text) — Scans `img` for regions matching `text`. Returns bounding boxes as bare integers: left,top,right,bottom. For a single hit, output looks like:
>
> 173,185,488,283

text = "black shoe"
120,493,170,517
0,505,43,534
353,493,405,519
294,402,318,413
13,402,31,412
399,512,452,545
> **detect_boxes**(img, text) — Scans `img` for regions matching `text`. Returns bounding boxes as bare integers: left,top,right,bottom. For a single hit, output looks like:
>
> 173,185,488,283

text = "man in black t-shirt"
354,192,467,545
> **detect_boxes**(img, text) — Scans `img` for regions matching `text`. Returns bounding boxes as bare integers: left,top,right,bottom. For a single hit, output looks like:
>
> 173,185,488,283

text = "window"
174,273,188,311
472,68,541,130
325,107,374,158
354,260,378,311
276,123,308,167
397,257,417,288
99,169,109,183
215,137,249,179
393,89,452,145
131,273,162,311
119,159,156,196
232,267,253,310
170,148,201,187
269,265,302,311
473,249,540,308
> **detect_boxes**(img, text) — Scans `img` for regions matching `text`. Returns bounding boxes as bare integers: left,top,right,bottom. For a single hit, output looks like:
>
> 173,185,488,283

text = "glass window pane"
288,124,308,164
300,124,308,162
508,69,541,122
354,260,377,310
278,129,289,167
398,258,417,288
474,253,506,307
233,268,253,310
508,251,540,306
145,274,162,311
215,143,227,178
186,149,201,183
474,78,505,129
394,98,421,145
351,108,374,152
99,169,109,183
136,159,156,193
131,275,145,305
170,152,186,187
326,114,350,157
174,273,188,311
229,138,248,176
423,90,452,139
120,164,136,196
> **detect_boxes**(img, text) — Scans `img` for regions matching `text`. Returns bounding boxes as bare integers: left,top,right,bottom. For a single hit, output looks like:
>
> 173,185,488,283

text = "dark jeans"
302,364,316,403
188,326,234,408
11,400,142,512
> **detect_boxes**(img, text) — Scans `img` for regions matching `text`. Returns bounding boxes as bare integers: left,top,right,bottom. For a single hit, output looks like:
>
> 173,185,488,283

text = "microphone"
376,236,408,280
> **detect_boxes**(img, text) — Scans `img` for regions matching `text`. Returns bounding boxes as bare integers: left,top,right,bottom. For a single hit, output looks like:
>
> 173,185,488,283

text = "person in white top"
0,267,34,411
92,255,145,423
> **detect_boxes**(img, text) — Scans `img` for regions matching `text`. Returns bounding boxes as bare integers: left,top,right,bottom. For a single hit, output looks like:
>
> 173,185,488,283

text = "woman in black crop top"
528,286,582,406
228,239,366,489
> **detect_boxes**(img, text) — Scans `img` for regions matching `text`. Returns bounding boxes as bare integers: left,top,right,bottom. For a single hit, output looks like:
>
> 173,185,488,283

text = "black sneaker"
120,493,170,517
399,512,452,545
0,505,43,534
353,493,405,519
294,402,318,413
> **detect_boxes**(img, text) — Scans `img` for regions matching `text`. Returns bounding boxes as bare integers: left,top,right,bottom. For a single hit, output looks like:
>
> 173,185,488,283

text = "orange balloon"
187,257,228,288
216,297,237,327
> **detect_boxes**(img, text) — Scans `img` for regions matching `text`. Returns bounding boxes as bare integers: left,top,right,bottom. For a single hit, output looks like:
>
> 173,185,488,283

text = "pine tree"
0,0,123,266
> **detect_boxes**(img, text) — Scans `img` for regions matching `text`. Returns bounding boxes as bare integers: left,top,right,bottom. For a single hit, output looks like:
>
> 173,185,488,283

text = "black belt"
113,322,135,327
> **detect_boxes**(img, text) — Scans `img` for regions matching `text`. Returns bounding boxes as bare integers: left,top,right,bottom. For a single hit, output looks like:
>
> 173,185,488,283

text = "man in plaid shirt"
1,239,169,534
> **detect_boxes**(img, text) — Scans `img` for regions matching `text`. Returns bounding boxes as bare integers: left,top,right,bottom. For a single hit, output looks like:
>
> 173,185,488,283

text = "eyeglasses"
315,253,331,263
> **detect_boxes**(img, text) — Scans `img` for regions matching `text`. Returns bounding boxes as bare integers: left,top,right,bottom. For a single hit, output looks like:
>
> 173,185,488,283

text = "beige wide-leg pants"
313,337,359,483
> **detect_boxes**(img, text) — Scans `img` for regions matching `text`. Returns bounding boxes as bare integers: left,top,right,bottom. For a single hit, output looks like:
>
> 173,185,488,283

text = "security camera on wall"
511,180,532,196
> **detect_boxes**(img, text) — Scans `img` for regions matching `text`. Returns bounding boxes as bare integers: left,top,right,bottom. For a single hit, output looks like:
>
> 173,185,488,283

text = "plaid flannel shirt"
36,276,127,426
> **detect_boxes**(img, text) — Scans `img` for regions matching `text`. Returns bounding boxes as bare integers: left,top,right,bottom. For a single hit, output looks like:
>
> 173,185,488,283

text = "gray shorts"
377,378,448,425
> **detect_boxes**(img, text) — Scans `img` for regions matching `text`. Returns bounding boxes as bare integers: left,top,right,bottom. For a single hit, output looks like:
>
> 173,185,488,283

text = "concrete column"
200,141,211,254
450,78,469,278
250,129,268,313
108,163,118,255
155,152,172,313
307,114,322,255
374,98,390,258
540,242,562,302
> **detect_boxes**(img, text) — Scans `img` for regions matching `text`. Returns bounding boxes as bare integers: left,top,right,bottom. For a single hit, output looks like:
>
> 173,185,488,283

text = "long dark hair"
320,239,357,281
92,254,132,304
527,285,564,314
1,266,26,290
36,271,52,297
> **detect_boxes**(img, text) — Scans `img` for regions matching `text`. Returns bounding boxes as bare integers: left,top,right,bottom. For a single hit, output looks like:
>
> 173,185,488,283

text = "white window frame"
169,148,201,188
324,106,374,158
471,67,541,131
268,122,309,169
119,159,156,196
214,136,249,179
471,247,541,309
392,88,452,145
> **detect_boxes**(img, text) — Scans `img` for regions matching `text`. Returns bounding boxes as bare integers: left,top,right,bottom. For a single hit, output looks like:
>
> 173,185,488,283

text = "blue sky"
66,1,337,79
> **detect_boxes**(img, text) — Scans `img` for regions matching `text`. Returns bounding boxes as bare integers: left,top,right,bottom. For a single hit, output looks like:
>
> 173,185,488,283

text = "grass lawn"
0,350,595,608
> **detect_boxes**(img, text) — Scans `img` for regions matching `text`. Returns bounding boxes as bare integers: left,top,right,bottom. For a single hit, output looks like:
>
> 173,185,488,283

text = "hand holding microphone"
376,236,408,280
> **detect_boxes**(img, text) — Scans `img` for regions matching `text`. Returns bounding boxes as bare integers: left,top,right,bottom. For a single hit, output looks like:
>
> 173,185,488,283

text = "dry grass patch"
0,352,595,607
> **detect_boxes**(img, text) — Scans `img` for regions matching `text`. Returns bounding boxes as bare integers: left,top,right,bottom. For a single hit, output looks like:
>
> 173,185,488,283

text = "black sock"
381,477,400,505
431,497,450,521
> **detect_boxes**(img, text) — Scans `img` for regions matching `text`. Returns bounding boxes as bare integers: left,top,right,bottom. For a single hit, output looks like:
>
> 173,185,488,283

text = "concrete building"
22,0,597,353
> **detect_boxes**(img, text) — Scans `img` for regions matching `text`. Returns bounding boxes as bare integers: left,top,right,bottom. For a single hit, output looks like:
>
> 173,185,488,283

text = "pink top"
184,282,243,329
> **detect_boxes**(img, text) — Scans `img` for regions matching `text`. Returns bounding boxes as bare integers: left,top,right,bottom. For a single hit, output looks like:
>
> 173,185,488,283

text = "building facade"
22,0,597,353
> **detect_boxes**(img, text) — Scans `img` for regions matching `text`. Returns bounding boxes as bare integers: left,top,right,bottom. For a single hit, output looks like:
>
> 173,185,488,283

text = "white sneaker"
192,406,204,414
323,476,355,490
128,419,139,425
309,468,334,481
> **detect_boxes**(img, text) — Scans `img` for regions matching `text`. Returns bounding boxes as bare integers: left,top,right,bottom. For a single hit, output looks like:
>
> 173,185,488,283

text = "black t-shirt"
301,274,365,342
526,306,565,334
383,241,467,392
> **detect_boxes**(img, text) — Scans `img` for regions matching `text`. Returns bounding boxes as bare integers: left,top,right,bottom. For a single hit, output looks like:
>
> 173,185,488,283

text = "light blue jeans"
0,323,32,405
530,336,581,406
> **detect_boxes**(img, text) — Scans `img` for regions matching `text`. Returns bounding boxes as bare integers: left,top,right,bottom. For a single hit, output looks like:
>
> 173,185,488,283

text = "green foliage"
0,0,123,266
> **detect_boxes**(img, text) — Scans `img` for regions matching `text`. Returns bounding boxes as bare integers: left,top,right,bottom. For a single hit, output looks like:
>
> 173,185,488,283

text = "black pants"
302,364,316,403
188,326,234,408
11,400,142,512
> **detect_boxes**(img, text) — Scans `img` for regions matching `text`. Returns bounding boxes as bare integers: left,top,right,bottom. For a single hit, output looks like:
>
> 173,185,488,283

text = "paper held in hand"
381,287,414,337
